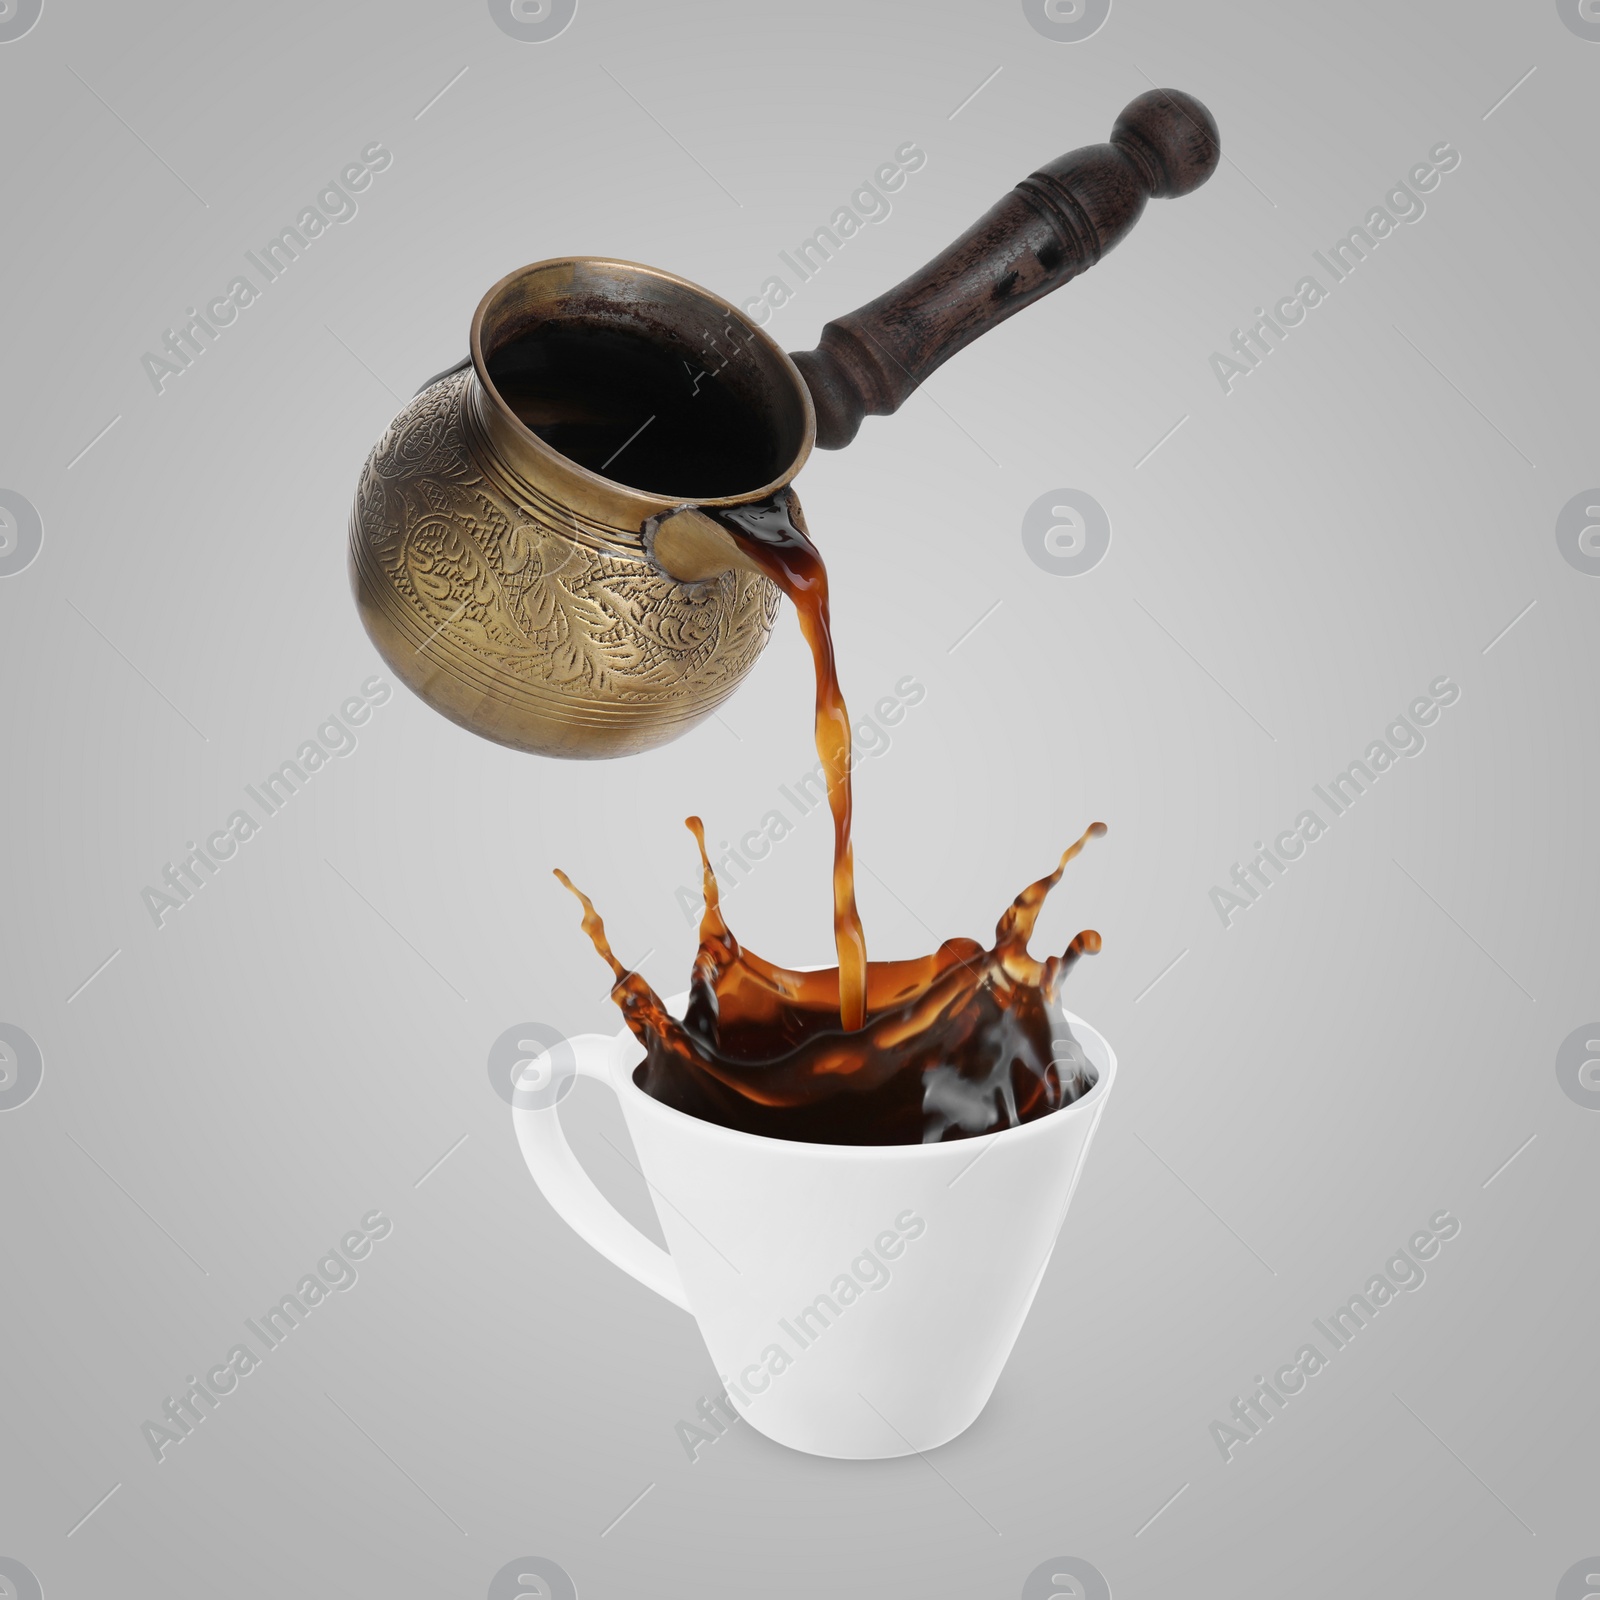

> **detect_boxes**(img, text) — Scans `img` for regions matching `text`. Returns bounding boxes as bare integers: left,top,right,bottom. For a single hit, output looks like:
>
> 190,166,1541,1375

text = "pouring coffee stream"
671,492,868,1030
560,484,1107,1119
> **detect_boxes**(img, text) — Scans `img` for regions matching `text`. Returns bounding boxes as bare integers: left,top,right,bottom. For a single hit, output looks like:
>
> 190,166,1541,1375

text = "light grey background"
2,0,1595,1594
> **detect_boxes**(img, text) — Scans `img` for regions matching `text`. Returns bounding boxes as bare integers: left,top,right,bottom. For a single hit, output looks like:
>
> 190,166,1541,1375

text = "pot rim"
468,255,817,511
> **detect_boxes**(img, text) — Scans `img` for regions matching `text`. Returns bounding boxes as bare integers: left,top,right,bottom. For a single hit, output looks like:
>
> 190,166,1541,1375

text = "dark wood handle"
789,88,1220,449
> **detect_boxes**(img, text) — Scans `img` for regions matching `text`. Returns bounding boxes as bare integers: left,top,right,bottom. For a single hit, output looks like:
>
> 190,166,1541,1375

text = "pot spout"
643,505,769,585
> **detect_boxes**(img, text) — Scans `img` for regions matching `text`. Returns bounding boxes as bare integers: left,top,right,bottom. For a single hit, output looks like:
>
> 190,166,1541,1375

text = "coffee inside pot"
487,319,785,498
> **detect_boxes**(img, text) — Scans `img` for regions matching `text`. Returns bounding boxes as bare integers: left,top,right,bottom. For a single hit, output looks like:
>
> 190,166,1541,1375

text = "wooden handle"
789,88,1220,449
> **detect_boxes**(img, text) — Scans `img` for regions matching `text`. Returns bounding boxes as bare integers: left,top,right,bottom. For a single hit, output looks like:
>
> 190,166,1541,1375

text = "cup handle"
512,1032,691,1312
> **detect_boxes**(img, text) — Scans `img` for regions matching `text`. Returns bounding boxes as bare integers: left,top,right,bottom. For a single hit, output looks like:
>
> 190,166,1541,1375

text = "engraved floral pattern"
352,373,780,707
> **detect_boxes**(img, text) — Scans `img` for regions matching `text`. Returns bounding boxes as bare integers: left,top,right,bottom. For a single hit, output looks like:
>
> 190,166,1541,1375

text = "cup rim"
598,1001,1116,1159
469,255,817,510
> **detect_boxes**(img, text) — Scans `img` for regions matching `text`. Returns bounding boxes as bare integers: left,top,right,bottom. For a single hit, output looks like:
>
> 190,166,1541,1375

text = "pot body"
348,258,815,759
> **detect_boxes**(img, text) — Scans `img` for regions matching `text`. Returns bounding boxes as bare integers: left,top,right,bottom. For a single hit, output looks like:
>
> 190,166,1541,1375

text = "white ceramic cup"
513,998,1115,1459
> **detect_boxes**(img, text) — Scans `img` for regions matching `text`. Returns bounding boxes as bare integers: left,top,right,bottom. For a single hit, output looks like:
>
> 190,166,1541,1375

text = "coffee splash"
555,817,1104,1146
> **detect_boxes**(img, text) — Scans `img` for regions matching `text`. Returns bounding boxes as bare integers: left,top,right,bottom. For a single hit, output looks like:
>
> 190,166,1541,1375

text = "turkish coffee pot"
349,89,1219,758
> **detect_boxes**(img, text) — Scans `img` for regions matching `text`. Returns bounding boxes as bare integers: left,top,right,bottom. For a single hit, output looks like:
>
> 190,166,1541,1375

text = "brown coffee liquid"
485,320,783,499
555,818,1103,1145
699,491,867,1031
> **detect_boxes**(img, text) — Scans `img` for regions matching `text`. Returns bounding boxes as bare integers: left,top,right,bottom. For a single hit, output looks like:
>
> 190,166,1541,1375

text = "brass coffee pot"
349,89,1218,758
